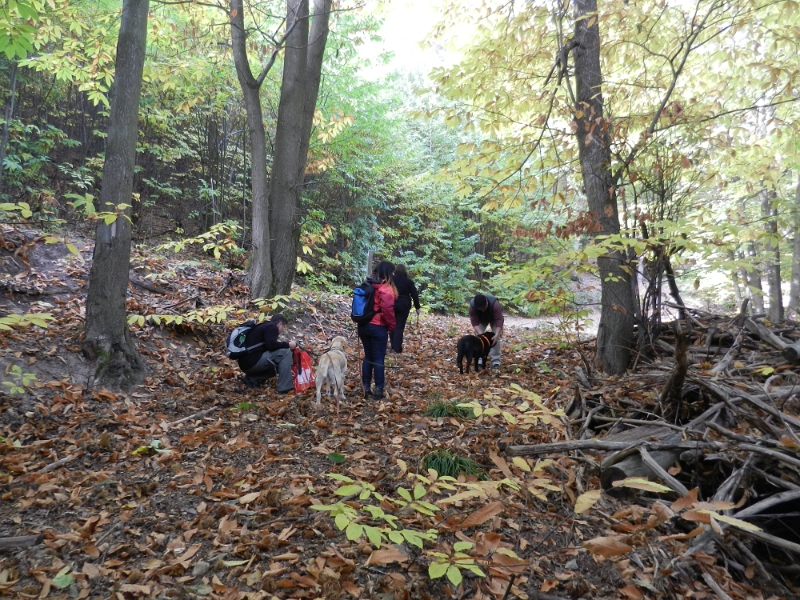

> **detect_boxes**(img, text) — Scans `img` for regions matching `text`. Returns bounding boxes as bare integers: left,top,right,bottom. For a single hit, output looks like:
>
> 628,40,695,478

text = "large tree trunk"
572,0,635,375
270,0,331,295
269,0,308,295
762,188,783,322
83,0,148,390
788,178,800,318
0,60,18,195
230,0,273,298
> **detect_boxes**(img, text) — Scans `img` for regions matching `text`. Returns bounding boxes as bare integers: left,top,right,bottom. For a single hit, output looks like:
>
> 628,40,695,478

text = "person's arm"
468,304,480,330
411,280,421,311
491,301,504,345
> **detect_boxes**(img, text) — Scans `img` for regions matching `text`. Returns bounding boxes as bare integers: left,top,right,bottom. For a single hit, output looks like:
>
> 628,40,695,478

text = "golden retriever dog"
315,336,347,411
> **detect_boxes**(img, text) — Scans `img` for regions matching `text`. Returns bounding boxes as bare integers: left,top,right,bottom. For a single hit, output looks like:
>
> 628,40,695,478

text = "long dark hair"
375,260,397,295
395,264,408,277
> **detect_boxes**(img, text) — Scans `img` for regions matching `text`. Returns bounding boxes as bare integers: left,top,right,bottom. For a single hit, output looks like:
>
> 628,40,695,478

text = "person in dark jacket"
390,264,420,353
238,314,298,392
468,294,504,367
358,261,397,400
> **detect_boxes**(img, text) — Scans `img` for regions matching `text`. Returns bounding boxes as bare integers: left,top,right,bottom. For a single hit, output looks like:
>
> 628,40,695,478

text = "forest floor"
0,227,798,600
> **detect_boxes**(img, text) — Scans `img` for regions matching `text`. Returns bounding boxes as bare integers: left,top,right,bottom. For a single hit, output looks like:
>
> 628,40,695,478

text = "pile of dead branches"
503,302,800,594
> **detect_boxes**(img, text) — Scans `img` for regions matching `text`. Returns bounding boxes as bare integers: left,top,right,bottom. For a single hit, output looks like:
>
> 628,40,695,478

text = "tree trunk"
762,188,783,322
0,60,18,195
741,197,765,315
230,0,273,298
788,178,800,318
572,0,635,375
270,0,331,295
83,0,149,390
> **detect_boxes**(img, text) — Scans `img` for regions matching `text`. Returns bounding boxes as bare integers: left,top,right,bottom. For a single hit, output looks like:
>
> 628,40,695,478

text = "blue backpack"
351,281,377,324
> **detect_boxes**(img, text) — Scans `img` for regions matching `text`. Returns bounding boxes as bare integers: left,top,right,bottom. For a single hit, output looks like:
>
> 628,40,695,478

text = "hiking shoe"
363,385,373,399
242,375,262,388
374,387,385,400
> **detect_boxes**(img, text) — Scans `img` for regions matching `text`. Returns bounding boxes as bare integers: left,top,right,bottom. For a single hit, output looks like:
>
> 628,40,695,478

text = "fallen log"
599,426,682,490
782,343,800,362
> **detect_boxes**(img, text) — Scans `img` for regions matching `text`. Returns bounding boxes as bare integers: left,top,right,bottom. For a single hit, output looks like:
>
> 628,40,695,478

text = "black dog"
457,332,495,374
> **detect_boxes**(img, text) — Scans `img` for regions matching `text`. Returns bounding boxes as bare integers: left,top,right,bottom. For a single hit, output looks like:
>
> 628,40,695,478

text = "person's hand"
416,309,421,315
289,340,297,350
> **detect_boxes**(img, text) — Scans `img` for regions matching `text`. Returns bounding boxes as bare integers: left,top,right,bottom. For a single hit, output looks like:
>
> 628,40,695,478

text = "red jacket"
370,281,397,333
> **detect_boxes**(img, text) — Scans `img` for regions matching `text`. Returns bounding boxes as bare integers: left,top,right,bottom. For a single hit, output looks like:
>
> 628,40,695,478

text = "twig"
166,407,218,428
702,572,734,600
36,451,82,474
639,447,689,495
734,489,800,519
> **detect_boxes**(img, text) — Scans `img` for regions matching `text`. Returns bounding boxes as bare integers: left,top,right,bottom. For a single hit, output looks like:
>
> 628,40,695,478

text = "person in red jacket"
358,261,397,399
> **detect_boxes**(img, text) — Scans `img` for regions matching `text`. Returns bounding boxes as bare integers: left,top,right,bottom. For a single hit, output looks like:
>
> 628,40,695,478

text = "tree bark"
269,0,309,295
0,60,18,195
230,0,273,298
788,178,800,318
571,0,635,375
83,0,148,390
762,188,783,322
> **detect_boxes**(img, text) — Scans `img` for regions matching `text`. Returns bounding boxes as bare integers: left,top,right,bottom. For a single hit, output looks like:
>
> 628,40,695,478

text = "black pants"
391,306,411,353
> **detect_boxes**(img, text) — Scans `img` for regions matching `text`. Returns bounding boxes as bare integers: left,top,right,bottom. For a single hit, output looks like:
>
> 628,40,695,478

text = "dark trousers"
244,348,293,392
358,323,388,390
391,308,410,353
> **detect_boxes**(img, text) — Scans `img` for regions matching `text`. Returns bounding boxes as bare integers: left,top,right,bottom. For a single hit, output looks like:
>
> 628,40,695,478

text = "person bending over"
237,313,298,393
468,294,504,367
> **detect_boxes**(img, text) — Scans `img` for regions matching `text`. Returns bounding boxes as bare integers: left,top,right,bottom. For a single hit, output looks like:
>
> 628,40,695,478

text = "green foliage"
422,449,484,480
427,541,486,587
0,0,38,60
2,364,37,395
424,397,475,419
0,311,54,331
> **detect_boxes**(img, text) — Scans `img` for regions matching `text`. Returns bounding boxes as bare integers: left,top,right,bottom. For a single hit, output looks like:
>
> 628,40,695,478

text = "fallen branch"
0,534,43,550
501,439,722,456
166,407,218,428
36,451,82,474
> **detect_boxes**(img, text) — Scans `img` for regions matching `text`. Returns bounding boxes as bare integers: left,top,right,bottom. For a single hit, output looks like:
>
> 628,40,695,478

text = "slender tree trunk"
728,249,743,306
762,188,783,322
269,0,333,295
572,0,635,375
230,0,273,298
788,178,800,318
83,0,149,389
0,60,18,195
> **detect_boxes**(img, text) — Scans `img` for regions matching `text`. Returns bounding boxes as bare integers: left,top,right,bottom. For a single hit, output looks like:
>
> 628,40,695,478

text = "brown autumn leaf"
461,500,505,529
671,487,699,512
619,583,644,599
365,546,408,566
582,536,633,557
541,579,560,592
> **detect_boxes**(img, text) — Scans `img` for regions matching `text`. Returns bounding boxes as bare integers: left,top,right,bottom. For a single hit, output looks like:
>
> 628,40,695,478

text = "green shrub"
422,449,485,480
424,398,475,419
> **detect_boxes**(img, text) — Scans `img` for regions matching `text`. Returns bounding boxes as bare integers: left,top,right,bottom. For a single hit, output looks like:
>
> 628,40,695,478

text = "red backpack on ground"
292,348,315,393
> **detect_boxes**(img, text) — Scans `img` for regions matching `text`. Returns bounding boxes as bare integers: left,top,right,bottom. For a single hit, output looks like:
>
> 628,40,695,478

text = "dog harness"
478,334,492,353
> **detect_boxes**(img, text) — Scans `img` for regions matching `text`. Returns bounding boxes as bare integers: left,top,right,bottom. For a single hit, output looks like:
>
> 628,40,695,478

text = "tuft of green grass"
233,402,256,411
422,449,485,480
424,398,475,419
